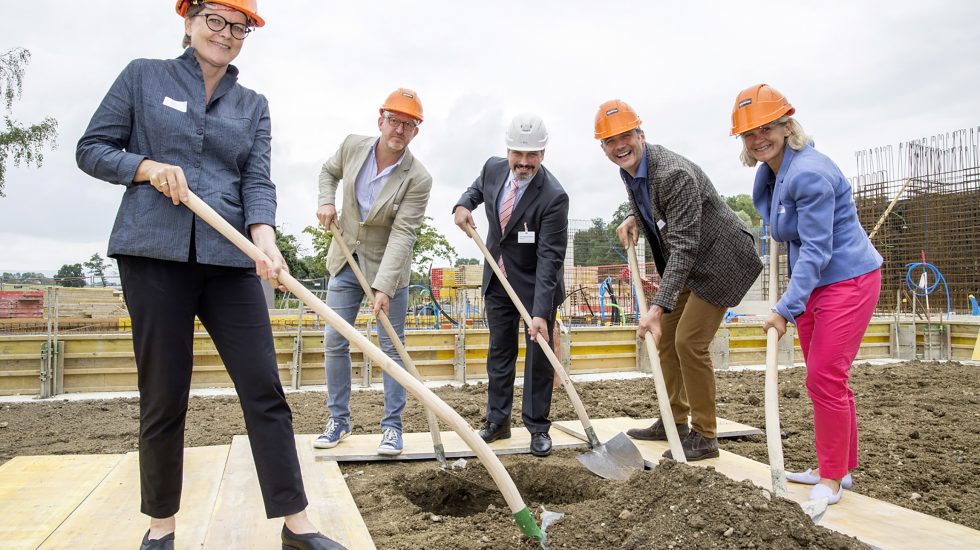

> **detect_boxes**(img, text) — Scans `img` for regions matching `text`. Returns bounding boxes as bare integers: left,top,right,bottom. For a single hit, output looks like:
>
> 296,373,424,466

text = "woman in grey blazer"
76,2,342,549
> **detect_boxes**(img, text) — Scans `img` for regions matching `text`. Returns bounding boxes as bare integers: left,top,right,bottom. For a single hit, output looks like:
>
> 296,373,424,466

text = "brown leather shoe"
626,419,690,441
662,430,719,461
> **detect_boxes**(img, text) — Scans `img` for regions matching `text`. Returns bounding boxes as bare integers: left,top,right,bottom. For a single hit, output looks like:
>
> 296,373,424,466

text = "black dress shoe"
530,432,552,457
662,430,719,461
282,525,348,550
139,530,174,550
626,419,690,441
479,418,511,443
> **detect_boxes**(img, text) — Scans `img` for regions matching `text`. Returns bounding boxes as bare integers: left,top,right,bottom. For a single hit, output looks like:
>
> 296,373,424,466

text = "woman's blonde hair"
739,116,811,167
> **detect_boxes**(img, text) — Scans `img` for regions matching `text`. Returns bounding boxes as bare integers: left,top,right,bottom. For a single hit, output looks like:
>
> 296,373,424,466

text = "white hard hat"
505,113,549,152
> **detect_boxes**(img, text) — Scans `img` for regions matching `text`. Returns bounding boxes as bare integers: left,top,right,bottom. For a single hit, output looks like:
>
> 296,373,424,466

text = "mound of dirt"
344,451,866,549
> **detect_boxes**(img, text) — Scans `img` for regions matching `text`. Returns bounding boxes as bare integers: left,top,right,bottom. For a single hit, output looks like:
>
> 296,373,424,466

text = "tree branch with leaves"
0,48,58,197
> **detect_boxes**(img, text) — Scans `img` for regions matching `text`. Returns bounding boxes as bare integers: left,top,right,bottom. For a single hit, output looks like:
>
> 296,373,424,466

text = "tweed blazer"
318,135,432,297
626,144,762,310
455,157,568,318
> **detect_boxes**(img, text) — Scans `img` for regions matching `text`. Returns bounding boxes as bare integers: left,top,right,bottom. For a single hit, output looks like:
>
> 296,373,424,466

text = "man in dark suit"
453,114,569,457
595,99,763,461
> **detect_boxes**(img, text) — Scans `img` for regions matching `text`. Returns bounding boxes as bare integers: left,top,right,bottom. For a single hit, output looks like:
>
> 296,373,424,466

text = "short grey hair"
739,116,811,167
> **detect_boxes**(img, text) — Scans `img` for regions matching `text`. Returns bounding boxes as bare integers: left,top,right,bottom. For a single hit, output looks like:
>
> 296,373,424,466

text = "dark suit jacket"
627,144,763,310
455,157,568,318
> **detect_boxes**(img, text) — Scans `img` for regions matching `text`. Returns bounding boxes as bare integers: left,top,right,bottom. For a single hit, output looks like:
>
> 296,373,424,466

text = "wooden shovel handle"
183,191,529,516
626,245,686,463
328,221,446,465
765,237,788,496
464,225,600,446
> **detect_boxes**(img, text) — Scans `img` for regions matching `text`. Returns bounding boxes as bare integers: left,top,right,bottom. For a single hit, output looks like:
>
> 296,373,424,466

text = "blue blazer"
753,145,882,323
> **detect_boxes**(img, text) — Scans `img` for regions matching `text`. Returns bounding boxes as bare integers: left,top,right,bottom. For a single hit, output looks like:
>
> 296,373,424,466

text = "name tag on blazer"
657,218,666,230
518,231,535,244
162,96,187,113
778,205,786,214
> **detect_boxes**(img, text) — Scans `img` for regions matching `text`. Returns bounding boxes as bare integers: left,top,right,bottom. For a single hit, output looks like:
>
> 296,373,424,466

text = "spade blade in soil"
801,497,829,524
576,432,645,480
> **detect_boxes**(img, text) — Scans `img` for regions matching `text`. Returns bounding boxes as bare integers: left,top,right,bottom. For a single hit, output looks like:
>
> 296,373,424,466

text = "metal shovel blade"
800,497,829,524
575,432,645,480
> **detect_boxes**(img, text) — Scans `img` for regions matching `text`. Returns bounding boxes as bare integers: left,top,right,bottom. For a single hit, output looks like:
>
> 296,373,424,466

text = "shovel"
328,221,448,468
625,244,686,463
465,225,643,480
184,191,546,544
766,238,828,522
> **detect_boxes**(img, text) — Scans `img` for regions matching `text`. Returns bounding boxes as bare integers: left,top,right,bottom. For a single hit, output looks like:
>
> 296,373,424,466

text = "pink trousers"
794,269,881,479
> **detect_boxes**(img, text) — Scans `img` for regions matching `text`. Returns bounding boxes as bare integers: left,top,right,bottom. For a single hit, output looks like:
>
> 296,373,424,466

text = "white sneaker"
377,427,403,456
808,482,844,505
787,468,853,489
313,418,350,449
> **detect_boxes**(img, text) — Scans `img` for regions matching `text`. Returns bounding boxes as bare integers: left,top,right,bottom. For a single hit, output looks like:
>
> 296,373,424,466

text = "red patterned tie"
498,179,519,276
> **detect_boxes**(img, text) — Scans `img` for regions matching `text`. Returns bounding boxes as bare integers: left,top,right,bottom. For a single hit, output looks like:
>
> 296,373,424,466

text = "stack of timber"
0,291,44,319
52,287,128,319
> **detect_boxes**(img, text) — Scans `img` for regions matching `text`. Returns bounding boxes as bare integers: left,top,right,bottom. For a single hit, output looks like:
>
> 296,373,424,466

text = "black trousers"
484,276,556,433
118,255,307,519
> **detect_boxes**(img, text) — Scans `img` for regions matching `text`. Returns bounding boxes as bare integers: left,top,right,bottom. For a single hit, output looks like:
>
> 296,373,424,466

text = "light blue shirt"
496,170,532,221
354,140,405,221
753,144,882,323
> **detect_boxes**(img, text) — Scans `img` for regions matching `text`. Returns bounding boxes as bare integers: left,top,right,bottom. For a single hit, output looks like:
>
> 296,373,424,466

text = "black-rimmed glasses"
194,13,251,40
385,115,419,131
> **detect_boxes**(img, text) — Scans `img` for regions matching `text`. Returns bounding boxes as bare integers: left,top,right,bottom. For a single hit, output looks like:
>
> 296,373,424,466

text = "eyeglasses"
740,121,785,141
385,115,419,131
194,13,251,40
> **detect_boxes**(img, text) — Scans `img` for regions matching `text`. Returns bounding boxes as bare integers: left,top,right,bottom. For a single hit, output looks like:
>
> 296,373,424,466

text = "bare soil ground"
1,360,977,549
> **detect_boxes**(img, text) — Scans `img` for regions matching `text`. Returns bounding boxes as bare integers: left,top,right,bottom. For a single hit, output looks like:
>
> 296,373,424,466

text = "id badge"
518,231,535,244
656,218,666,230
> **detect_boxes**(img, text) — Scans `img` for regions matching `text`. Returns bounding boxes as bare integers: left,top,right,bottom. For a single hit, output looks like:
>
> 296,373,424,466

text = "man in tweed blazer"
595,100,762,460
313,89,432,456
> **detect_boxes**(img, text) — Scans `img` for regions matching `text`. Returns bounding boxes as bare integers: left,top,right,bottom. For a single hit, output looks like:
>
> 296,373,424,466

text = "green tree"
455,257,480,266
83,253,110,287
302,224,333,279
723,193,761,227
55,264,86,287
412,216,456,269
0,48,58,197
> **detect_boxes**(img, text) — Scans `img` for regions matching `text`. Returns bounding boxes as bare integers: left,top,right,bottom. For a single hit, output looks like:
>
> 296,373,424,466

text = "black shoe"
479,418,511,443
626,419,690,441
530,432,552,457
139,530,174,550
281,525,348,550
662,430,719,461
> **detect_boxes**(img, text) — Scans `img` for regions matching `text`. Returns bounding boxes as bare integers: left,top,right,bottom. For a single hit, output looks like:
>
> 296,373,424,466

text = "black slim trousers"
484,277,556,433
118,255,307,519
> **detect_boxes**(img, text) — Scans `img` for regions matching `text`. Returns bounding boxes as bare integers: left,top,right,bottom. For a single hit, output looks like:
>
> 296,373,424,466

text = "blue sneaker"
377,427,403,456
313,418,350,449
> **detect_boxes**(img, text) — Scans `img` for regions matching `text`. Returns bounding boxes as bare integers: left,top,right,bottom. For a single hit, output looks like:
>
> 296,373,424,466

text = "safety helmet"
176,0,265,27
505,114,549,152
594,99,642,140
380,88,424,123
731,84,795,136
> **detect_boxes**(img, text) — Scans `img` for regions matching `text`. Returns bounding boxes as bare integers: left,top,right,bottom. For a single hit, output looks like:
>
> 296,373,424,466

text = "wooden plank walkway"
312,417,759,462
0,438,372,550
554,417,980,550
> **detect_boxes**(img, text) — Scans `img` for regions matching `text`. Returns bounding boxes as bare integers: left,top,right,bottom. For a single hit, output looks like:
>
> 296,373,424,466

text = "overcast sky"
2,1,979,274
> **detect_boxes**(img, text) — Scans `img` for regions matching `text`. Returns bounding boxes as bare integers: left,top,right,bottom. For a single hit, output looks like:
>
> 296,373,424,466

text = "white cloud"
2,0,979,270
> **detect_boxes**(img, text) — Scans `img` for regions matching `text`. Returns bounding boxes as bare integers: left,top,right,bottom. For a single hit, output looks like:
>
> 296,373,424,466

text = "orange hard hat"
380,88,424,123
730,84,795,136
594,99,642,140
175,0,265,27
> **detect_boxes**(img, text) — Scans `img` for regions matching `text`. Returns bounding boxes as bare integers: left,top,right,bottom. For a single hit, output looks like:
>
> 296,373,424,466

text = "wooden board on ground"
0,454,121,550
38,446,227,550
312,426,587,462
204,435,372,549
552,416,762,441
554,417,980,550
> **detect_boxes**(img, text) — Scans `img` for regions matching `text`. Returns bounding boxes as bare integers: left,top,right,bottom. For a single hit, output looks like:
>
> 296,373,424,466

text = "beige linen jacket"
318,134,432,297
